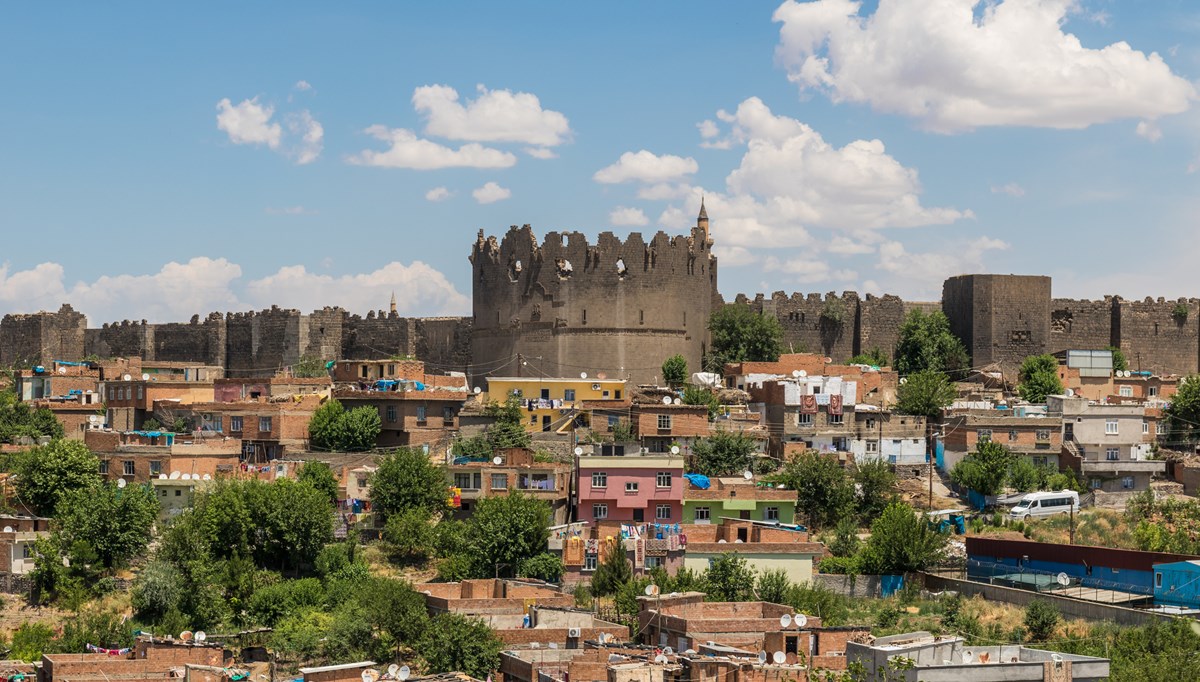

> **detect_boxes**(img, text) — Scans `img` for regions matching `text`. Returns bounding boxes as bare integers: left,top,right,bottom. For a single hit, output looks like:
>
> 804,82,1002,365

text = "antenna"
57,366,67,374
743,470,753,480
202,474,211,480
663,647,674,656
673,398,681,405
772,651,786,664
671,445,680,455
123,374,132,381
779,614,792,628
117,478,127,489
798,370,807,377
644,584,660,596
794,614,807,628
654,655,667,664
180,631,193,642
962,651,973,664
493,456,503,465
473,387,481,394
142,373,150,381
158,474,168,480
387,665,398,677
662,396,672,405
170,471,181,480
899,377,907,384
574,447,583,456
581,372,588,379
2,527,11,533
195,631,206,642
398,666,410,682
1056,572,1070,587
88,415,98,423
757,652,768,665
791,370,801,378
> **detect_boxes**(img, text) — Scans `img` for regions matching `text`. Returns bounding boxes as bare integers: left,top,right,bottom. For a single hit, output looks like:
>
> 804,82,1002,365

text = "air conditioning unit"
568,628,581,638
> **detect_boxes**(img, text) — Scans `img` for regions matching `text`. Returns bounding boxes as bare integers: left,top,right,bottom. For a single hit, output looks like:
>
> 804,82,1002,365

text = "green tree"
517,553,565,582
706,304,784,371
361,577,430,654
1008,457,1042,493
54,480,158,568
1108,346,1128,372
682,384,721,420
662,354,688,386
756,568,791,604
307,400,381,451
418,613,504,678
776,451,855,530
466,493,551,578
131,560,183,623
1017,354,1064,403
853,459,896,520
15,439,101,516
370,447,450,521
703,553,755,601
382,507,435,563
858,502,948,574
894,310,969,377
827,517,861,558
0,388,65,444
1165,376,1200,446
297,460,339,506
848,348,888,367
950,439,1016,497
591,539,632,597
1023,599,1060,641
293,354,329,378
895,370,955,419
691,429,756,477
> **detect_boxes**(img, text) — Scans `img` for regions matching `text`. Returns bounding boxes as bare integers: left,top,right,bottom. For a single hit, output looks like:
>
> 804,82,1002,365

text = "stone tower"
468,205,718,386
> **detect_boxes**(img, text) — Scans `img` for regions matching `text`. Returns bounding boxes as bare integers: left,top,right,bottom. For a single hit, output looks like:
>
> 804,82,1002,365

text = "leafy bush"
1024,599,1060,641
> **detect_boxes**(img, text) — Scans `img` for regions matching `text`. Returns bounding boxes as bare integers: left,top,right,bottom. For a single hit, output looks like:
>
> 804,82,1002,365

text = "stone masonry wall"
1048,298,1115,355
1117,298,1200,375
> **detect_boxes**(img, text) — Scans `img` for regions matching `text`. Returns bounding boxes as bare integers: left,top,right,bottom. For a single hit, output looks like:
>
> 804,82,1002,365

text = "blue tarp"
683,473,710,489
881,575,904,597
415,381,426,391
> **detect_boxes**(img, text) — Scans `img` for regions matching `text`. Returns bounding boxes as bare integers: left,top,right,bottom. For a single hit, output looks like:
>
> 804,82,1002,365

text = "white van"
1009,490,1080,521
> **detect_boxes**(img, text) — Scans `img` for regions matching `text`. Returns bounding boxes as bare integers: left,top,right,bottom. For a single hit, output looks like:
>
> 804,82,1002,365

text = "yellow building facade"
485,377,627,433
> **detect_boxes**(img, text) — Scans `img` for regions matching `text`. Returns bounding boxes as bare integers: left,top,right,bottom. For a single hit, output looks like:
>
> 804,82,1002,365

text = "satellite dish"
117,478,127,489
493,456,503,465
779,614,792,628
530,642,541,649
158,474,168,480
663,647,674,656
180,631,193,642
791,370,801,378
1065,389,1074,397
398,667,410,682
170,471,181,480
662,396,673,405
1050,653,1063,664
549,643,559,649
673,398,681,405
645,584,660,596
743,470,753,480
360,671,372,682
195,631,206,642
824,357,832,363
581,372,588,379
684,649,696,655
2,527,11,533
799,370,807,377
387,665,399,677
473,387,481,395
794,614,807,628
899,377,907,384
142,373,150,381
1057,572,1070,587
202,474,211,480
57,366,67,374
718,539,727,543
574,447,583,456
757,652,768,665
962,651,974,664
772,652,786,664
123,374,132,381
654,655,667,664
88,415,98,423
671,445,680,455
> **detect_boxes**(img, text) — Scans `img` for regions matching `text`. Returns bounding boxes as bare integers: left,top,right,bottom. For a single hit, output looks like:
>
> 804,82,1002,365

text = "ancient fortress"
1,206,1197,383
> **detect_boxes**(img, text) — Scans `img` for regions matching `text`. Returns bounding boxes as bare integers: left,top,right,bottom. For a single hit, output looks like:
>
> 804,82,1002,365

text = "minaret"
697,196,711,246
389,291,397,315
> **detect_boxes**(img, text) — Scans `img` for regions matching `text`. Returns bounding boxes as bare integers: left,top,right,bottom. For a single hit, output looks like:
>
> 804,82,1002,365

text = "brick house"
447,447,571,524
150,396,322,462
630,403,710,454
333,360,469,450
85,429,241,482
681,476,796,525
421,578,574,615
941,412,1063,472
725,353,899,407
1049,395,1164,493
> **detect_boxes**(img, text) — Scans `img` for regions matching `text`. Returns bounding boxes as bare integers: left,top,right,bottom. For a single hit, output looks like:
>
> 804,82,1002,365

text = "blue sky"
1,1,1199,322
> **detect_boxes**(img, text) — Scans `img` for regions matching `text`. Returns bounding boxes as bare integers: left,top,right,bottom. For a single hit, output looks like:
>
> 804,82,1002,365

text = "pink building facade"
575,454,685,524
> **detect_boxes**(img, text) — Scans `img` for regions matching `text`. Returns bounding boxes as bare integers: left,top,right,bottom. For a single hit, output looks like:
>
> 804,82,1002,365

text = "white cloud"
1136,120,1163,142
773,0,1196,132
712,246,756,267
0,258,469,322
265,206,316,216
609,206,650,226
990,182,1026,197
294,80,313,92
698,120,721,139
216,97,282,148
244,262,469,316
425,186,453,202
763,257,858,284
666,98,969,250
525,147,558,159
827,234,878,254
413,84,572,147
473,182,511,204
594,151,699,184
348,126,516,169
637,183,691,201
286,110,324,164
876,236,1010,294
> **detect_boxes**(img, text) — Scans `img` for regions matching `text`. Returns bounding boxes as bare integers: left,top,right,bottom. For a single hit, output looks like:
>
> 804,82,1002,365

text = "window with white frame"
416,405,427,422
259,416,272,432
490,474,508,490
656,471,671,488
827,413,844,425
625,481,639,493
1143,421,1150,435
865,441,878,454
584,554,598,571
694,506,710,522
656,504,671,520
797,413,813,426
646,556,663,569
230,416,243,431
592,471,607,488
1149,386,1159,397
657,414,672,430
593,504,608,520
765,507,780,521
386,405,397,423
1122,477,1135,489
865,418,876,429
123,461,135,476
1106,419,1119,434
99,460,108,475
1106,448,1119,461
564,389,576,401
1119,385,1133,397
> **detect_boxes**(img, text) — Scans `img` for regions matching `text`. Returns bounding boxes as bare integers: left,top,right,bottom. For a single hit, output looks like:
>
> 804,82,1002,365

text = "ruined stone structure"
469,205,719,386
2,206,1198,382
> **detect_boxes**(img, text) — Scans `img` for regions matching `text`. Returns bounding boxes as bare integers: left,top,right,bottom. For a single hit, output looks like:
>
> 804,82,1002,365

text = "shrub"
1024,600,1060,641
